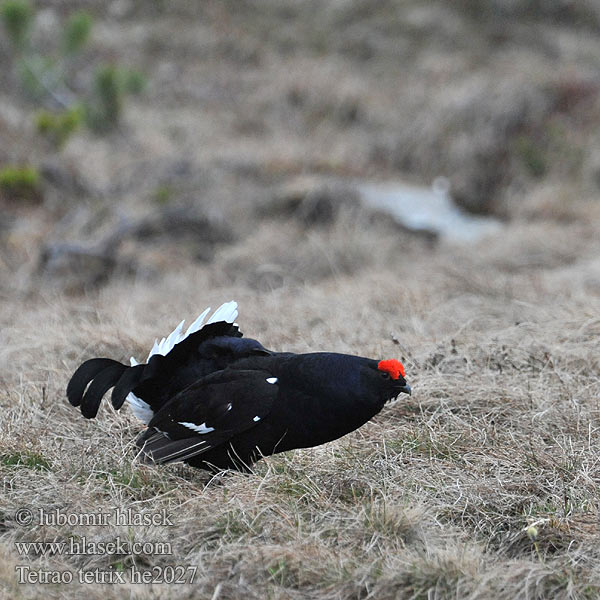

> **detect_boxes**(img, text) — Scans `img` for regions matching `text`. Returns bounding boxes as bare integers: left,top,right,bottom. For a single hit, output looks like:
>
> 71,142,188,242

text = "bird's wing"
136,369,279,464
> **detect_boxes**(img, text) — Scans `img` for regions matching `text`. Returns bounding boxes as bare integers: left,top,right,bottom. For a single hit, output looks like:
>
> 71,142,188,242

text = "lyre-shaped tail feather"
66,358,128,419
67,301,240,421
67,358,125,407
111,364,146,410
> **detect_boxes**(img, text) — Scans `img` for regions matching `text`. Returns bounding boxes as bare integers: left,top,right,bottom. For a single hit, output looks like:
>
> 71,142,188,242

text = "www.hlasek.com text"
15,536,172,557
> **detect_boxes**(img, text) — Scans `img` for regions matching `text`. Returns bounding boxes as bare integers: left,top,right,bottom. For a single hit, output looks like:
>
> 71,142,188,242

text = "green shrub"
1,0,145,143
0,165,41,201
0,0,32,50
86,65,146,132
62,11,92,55
86,65,123,132
121,68,147,95
35,106,83,148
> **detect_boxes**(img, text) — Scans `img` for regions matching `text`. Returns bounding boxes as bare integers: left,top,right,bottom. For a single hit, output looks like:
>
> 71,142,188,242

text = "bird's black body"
67,304,411,472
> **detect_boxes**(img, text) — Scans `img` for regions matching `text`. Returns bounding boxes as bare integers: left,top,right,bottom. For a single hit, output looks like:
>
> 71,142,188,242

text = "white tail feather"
143,301,238,362
207,301,238,326
126,393,154,424
185,307,211,338
126,301,239,423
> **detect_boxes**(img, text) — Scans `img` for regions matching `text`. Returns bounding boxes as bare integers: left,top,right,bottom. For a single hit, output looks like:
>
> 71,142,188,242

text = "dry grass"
1,210,600,599
2,1,600,598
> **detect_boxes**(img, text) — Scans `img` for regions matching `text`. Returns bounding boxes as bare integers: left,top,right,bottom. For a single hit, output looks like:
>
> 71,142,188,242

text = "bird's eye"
380,371,390,379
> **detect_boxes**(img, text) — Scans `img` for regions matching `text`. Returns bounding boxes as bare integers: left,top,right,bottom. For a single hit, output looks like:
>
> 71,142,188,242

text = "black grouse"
67,302,412,472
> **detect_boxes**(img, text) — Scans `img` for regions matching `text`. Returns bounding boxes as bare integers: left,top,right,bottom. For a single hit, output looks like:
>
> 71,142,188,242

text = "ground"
1,2,600,599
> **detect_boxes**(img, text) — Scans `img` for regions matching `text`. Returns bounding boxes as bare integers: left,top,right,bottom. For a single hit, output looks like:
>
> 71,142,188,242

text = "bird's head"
360,358,411,404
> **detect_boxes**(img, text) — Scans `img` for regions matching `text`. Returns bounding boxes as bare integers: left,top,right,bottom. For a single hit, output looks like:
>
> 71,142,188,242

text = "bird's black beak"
399,384,412,396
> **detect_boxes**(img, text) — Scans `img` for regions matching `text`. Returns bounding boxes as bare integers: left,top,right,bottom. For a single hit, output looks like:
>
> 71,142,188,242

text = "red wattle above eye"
377,359,405,380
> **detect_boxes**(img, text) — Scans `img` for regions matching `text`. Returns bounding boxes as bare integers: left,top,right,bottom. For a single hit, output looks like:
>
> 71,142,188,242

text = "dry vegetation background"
2,1,600,598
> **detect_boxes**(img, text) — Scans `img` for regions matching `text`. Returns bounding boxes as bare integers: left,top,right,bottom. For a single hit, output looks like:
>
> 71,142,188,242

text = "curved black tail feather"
111,364,146,410
67,358,125,408
80,363,128,418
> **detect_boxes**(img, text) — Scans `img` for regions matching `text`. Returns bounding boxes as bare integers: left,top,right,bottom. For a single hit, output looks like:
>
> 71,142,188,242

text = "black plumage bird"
67,302,412,472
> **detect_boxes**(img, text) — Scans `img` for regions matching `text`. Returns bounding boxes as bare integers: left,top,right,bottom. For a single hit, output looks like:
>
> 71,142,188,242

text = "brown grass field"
2,2,600,599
